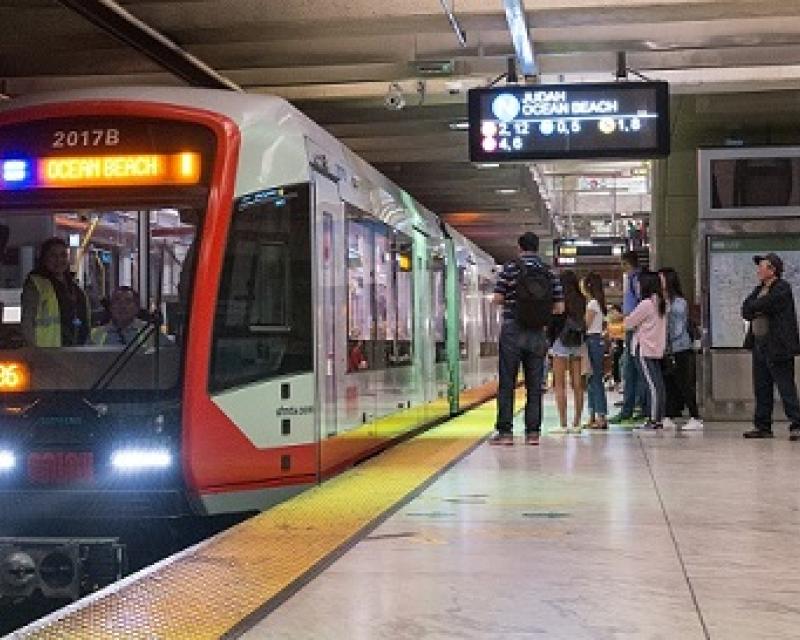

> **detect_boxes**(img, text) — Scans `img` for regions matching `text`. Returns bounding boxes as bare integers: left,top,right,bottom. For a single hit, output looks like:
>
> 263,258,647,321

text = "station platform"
12,395,800,640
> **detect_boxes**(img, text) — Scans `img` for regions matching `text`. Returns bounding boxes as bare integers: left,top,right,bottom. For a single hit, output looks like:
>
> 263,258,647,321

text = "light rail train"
0,88,500,600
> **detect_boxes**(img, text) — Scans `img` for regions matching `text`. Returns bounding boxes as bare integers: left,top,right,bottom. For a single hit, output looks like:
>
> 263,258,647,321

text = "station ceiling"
3,0,800,261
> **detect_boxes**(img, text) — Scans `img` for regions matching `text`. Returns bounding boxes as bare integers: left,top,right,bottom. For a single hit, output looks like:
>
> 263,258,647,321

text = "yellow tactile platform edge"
13,397,510,640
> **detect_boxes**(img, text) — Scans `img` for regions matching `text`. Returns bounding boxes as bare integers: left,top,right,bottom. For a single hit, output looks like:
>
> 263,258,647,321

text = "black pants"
496,321,548,434
753,341,800,431
638,350,665,423
672,350,699,419
611,340,623,384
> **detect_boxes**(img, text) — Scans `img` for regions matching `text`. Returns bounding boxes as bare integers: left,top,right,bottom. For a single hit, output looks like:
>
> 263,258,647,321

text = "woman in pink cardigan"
624,272,668,430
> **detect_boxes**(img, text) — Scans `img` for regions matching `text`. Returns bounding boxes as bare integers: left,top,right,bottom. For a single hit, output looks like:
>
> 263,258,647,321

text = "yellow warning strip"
17,396,513,640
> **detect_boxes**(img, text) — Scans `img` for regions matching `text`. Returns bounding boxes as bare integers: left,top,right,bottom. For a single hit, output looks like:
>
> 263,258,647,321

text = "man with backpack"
491,232,564,445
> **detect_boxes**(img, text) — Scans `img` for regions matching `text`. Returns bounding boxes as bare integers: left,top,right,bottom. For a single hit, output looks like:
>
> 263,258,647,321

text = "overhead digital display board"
553,238,627,266
468,82,670,162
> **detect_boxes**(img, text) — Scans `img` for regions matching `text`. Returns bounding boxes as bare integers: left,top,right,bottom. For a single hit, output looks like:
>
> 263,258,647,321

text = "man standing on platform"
611,251,648,425
491,232,564,446
742,253,800,440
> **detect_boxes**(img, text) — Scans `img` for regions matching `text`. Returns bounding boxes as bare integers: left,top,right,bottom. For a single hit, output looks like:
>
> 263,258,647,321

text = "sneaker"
662,417,677,430
585,419,608,430
635,421,663,431
525,433,540,445
610,414,639,425
489,432,514,446
743,428,773,439
682,418,704,431
790,428,800,442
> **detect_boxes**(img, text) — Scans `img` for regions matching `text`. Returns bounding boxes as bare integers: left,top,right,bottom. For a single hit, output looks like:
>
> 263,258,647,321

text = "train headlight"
110,448,172,471
0,450,15,471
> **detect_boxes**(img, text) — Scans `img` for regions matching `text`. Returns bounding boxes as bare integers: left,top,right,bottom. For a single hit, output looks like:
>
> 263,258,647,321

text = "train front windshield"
0,114,217,397
0,206,199,394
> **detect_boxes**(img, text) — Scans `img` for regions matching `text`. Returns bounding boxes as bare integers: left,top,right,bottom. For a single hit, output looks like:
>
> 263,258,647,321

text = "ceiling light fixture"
503,0,536,76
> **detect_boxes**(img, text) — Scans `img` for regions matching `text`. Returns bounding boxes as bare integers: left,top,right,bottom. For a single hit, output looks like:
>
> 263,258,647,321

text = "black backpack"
515,259,553,330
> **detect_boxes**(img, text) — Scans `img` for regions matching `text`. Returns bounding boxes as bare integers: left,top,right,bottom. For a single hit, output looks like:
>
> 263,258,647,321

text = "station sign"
468,82,670,161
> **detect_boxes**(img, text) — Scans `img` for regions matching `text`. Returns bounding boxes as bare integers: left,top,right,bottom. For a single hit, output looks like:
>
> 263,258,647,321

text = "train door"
310,167,345,450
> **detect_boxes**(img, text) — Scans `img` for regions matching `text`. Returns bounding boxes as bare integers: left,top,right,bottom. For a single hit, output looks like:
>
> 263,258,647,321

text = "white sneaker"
662,417,677,430
682,418,704,431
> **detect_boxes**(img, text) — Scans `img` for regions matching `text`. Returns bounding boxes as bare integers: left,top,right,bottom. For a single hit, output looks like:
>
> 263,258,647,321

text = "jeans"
752,341,800,431
621,330,648,417
496,321,548,434
638,350,665,423
586,335,608,416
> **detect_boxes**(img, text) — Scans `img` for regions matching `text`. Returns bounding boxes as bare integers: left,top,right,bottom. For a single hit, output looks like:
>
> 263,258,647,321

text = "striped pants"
638,349,665,424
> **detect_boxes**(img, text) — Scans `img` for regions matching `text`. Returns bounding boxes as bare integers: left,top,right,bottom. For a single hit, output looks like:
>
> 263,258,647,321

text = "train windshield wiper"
88,315,159,395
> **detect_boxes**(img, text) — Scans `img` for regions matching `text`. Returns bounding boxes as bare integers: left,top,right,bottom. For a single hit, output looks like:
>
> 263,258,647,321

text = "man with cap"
742,253,800,439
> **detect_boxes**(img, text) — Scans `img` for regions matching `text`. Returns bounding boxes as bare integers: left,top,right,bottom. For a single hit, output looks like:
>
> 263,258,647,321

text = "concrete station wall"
652,90,800,306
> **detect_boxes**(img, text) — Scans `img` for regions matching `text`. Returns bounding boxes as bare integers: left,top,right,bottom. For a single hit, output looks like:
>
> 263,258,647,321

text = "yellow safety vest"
28,274,62,348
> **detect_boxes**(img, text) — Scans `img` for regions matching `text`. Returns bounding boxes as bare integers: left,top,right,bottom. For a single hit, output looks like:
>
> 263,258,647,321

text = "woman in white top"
581,272,608,429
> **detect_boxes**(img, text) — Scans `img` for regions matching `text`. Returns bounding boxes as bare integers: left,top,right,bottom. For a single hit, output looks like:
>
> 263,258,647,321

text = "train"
0,87,500,601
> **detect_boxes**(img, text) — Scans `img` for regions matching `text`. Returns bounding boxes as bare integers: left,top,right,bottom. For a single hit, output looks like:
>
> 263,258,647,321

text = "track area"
8,396,504,639
0,514,249,636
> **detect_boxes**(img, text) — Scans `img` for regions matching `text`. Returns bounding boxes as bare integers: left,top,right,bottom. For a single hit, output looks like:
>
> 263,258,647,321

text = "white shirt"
586,299,604,335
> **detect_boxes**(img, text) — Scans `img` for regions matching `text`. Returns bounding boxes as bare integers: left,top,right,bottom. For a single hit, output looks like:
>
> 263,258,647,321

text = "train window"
479,276,499,357
347,219,374,344
430,254,447,363
346,212,414,372
393,234,413,366
375,231,396,342
210,185,312,392
458,267,468,361
0,207,197,393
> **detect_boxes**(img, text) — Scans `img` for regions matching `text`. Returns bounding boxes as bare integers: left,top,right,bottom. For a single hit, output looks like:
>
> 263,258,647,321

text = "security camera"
384,83,406,111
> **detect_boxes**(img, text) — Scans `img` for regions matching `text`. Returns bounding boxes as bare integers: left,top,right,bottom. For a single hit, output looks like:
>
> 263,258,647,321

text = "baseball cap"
753,253,784,277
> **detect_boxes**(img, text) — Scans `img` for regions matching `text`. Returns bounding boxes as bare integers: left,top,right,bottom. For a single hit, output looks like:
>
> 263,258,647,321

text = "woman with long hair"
21,237,90,347
551,270,586,433
659,268,703,430
581,272,608,429
624,271,667,429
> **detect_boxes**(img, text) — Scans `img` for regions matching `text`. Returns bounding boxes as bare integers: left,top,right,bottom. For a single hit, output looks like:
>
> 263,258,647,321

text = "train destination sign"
468,82,670,161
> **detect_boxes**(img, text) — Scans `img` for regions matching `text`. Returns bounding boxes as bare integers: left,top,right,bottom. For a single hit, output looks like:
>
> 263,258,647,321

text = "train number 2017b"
52,128,120,148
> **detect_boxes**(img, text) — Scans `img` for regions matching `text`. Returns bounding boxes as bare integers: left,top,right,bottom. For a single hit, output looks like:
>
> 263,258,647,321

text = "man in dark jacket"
742,253,800,439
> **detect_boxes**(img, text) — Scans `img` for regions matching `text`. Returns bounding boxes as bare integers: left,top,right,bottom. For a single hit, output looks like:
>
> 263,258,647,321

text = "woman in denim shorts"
551,270,586,433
